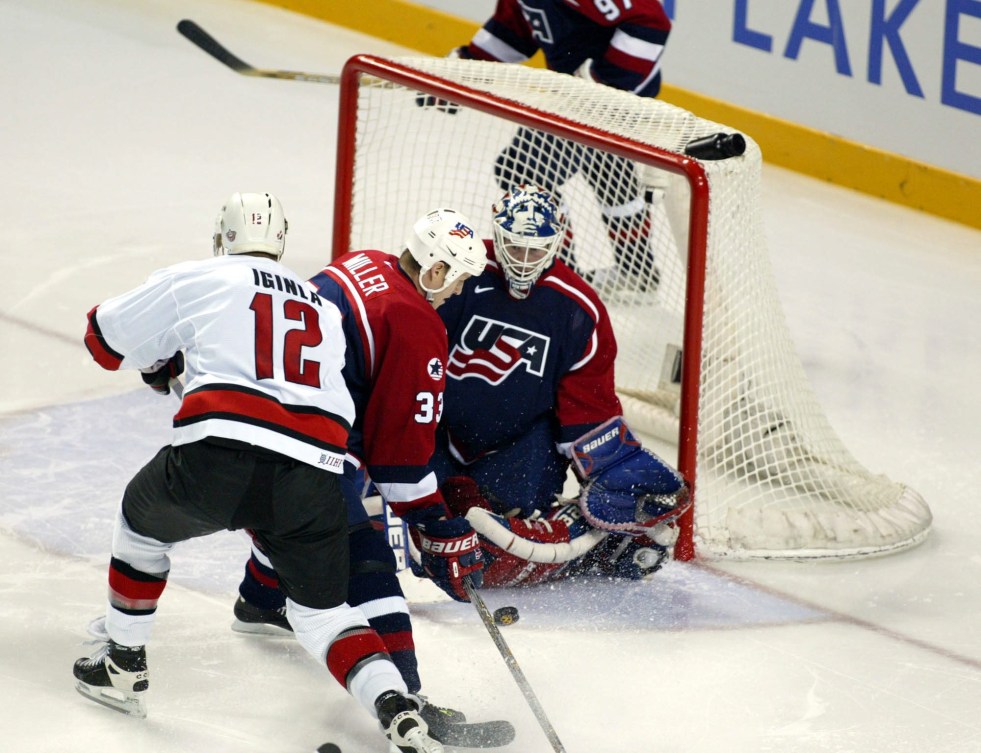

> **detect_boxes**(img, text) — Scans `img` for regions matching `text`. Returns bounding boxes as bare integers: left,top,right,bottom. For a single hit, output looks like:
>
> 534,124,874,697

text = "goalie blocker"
434,418,691,587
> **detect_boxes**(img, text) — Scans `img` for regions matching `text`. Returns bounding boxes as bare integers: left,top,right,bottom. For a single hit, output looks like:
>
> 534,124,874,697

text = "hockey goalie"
428,185,691,586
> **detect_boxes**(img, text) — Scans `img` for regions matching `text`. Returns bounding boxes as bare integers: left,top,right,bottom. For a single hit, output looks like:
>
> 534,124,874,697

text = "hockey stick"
463,576,568,753
168,378,184,399
176,19,340,84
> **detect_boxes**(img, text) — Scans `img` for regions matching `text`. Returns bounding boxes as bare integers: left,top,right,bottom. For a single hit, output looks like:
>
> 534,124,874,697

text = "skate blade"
231,618,292,637
75,680,147,718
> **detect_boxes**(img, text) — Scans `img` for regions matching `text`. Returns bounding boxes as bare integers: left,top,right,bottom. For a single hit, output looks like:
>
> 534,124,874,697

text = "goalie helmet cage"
332,54,932,561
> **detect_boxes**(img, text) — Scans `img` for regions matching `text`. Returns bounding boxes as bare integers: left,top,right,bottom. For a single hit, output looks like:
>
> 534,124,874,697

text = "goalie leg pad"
565,534,669,581
466,504,607,587
480,543,566,587
238,543,286,611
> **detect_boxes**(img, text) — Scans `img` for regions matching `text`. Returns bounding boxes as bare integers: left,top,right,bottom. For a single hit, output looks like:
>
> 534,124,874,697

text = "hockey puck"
316,744,341,753
493,606,520,626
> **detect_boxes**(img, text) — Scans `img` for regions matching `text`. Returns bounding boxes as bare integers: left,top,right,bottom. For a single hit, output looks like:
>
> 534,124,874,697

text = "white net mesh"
337,56,931,559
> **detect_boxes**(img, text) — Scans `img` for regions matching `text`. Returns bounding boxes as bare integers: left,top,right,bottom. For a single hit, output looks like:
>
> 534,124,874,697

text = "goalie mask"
213,192,288,260
406,208,487,297
492,184,563,300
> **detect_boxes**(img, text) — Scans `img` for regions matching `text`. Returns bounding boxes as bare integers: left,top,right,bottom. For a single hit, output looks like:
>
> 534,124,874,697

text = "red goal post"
332,54,931,561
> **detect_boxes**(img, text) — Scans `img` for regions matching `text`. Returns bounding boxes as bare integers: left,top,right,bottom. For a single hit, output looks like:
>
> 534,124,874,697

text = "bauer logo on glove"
418,530,479,555
409,517,484,601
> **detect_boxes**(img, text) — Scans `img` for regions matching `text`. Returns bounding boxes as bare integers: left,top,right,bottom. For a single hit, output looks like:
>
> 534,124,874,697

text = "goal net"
332,54,931,560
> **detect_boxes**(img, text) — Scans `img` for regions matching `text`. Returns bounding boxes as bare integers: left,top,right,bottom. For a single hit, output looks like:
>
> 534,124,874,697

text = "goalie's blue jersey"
460,0,671,97
437,241,621,461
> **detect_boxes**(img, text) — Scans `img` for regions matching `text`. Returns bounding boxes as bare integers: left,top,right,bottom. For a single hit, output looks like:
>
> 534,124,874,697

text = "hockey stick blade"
429,718,516,748
176,19,340,84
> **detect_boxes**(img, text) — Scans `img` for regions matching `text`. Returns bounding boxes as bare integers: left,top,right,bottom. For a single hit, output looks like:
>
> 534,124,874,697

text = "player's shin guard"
350,567,420,693
349,527,421,692
104,555,167,648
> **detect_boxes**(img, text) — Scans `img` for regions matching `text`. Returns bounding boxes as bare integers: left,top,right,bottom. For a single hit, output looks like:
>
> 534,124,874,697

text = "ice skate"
415,695,466,727
232,595,292,636
414,695,516,748
376,691,444,753
73,639,148,718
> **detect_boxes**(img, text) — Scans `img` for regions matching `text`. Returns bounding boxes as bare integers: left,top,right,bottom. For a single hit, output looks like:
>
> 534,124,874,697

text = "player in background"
231,209,513,748
74,193,444,753
426,0,672,289
431,184,690,587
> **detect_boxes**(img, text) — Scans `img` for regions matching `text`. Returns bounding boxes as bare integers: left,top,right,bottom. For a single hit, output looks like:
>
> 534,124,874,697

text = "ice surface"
1,1,979,752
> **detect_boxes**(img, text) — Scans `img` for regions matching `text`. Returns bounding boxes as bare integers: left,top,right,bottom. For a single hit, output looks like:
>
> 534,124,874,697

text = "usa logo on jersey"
446,315,550,384
427,357,444,380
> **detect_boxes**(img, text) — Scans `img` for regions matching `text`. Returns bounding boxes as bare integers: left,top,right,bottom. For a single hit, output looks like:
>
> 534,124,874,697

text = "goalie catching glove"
139,352,184,396
408,512,484,602
572,417,691,535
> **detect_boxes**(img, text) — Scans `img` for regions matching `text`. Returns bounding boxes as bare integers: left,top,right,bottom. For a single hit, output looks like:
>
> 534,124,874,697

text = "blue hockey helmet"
491,184,563,300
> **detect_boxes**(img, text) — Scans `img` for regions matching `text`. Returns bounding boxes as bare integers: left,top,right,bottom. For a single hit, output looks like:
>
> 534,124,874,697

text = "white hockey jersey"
84,255,354,472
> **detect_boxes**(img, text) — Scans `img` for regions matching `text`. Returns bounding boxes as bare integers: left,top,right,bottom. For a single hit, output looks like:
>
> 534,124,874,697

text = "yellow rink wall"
258,0,980,231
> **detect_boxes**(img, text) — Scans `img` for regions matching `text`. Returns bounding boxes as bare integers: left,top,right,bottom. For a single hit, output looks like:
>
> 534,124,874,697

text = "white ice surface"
1,1,980,752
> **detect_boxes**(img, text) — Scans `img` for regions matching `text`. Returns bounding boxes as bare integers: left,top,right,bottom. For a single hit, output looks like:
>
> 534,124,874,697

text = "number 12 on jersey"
249,292,323,387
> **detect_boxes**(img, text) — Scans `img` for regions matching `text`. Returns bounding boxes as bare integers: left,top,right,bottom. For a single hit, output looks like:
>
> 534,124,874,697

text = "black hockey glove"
140,352,184,396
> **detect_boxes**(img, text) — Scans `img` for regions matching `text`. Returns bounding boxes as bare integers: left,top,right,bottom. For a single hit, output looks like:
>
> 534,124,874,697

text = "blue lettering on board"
942,0,981,114
869,0,924,96
784,0,853,76
733,0,773,52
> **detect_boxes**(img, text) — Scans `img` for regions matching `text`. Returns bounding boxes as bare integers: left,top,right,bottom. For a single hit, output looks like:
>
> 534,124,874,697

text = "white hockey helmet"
213,192,288,260
406,208,487,296
492,184,563,300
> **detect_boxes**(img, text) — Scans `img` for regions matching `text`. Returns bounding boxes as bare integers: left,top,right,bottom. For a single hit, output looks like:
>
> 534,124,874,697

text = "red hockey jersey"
460,0,671,97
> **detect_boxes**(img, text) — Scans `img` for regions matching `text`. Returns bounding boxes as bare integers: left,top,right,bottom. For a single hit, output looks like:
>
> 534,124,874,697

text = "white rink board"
408,0,981,177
